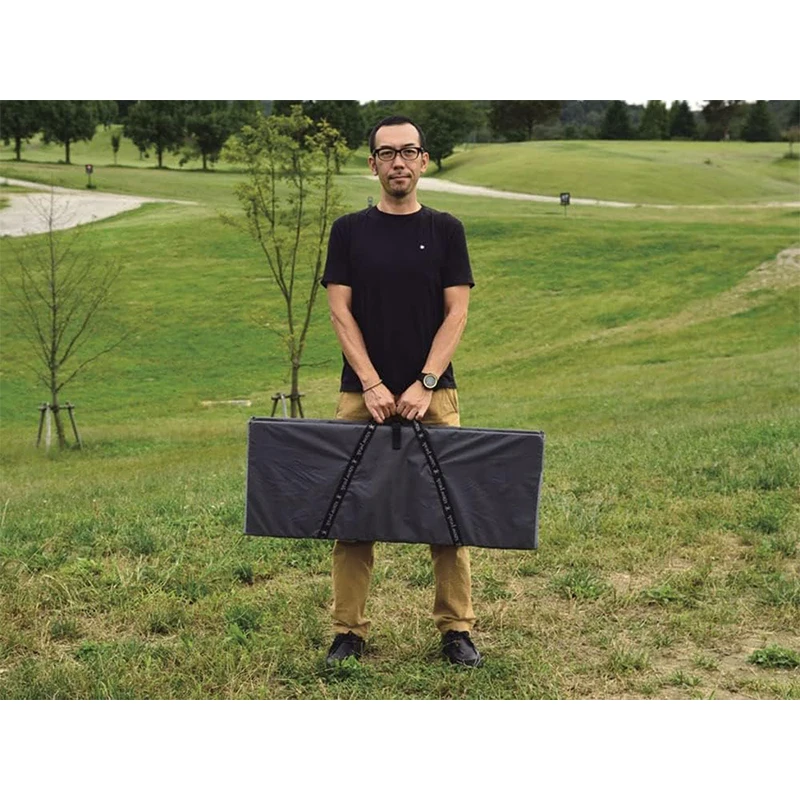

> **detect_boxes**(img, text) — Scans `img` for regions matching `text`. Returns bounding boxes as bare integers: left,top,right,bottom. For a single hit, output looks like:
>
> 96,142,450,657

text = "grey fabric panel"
245,417,544,550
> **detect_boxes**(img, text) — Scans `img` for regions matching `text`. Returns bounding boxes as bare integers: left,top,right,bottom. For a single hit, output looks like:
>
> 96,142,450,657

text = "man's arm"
396,285,471,420
326,283,397,423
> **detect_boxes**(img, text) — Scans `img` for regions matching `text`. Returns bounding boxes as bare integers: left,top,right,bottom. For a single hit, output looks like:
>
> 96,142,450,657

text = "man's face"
369,122,429,199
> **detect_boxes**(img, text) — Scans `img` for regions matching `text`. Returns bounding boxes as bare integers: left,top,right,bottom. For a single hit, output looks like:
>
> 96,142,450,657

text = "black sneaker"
326,632,365,665
441,630,483,667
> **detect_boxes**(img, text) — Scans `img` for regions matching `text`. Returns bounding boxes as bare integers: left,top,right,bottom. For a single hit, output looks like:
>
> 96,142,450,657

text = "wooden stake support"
270,393,305,418
36,402,83,449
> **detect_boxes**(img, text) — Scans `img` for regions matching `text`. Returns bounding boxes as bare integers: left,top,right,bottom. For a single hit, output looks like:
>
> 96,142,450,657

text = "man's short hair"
369,115,427,153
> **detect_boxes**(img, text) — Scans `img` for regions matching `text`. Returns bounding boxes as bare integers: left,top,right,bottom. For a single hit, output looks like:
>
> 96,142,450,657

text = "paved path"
365,175,800,209
0,178,196,237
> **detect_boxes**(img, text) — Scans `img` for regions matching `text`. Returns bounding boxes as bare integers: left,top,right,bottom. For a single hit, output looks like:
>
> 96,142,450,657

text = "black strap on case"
316,417,463,546
316,419,378,539
410,419,463,546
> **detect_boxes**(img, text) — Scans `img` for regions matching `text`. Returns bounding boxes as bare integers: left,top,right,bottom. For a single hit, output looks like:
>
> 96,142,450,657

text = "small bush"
748,644,800,669
551,568,609,601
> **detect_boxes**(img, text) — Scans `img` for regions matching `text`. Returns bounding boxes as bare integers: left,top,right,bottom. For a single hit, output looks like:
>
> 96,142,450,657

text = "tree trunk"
65,140,71,164
157,145,163,168
50,391,67,449
290,358,300,418
202,152,208,171
15,136,22,161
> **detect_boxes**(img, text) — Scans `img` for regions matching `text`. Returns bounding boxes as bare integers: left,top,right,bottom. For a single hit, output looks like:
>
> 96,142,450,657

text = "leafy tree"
788,101,800,127
124,100,187,168
222,106,348,418
1,193,128,448
39,101,98,164
110,131,122,165
742,101,779,142
185,100,232,170
0,100,42,161
360,100,399,142
638,100,669,139
94,101,119,129
600,101,633,139
489,100,562,141
701,101,743,140
668,101,697,139
305,101,363,149
396,100,481,170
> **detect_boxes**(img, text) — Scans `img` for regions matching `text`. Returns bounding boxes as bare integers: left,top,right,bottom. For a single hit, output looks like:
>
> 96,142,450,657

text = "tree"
0,100,42,161
669,101,697,139
222,105,347,418
39,101,98,164
742,101,779,142
94,100,118,129
396,100,481,170
489,100,562,141
638,100,669,139
110,131,122,165
305,101,363,149
600,101,633,139
784,126,800,159
185,100,232,170
1,193,128,449
124,100,186,168
701,101,743,140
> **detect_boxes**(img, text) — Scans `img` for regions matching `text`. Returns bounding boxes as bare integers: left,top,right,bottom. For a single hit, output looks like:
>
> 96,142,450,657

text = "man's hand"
396,381,433,421
363,382,397,423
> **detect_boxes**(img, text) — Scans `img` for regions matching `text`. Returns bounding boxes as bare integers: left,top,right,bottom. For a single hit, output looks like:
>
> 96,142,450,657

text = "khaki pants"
331,389,476,638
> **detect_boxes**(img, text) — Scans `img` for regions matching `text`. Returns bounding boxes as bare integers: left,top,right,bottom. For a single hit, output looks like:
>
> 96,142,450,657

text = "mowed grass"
441,140,800,205
1,149,799,699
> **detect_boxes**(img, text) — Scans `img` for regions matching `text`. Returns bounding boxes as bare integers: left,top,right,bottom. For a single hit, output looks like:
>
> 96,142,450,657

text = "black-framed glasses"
372,146,425,162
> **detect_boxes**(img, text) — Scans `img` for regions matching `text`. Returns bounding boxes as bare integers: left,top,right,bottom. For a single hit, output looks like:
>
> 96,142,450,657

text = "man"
321,115,481,668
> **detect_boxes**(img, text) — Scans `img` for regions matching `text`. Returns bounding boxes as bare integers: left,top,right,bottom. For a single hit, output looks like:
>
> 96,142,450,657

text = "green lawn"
439,140,800,205
0,146,798,699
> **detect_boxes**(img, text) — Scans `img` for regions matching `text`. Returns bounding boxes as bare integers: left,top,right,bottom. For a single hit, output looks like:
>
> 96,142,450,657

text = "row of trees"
0,100,263,168
597,100,798,142
2,100,798,173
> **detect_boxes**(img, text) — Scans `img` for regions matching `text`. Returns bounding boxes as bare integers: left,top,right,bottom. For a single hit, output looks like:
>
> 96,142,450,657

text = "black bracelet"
362,380,383,394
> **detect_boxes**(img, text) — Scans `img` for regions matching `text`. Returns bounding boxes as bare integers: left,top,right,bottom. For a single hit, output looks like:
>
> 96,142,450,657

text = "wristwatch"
417,372,439,390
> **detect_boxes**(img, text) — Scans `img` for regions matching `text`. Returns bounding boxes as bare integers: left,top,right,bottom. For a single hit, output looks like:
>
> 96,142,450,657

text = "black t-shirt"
322,205,474,395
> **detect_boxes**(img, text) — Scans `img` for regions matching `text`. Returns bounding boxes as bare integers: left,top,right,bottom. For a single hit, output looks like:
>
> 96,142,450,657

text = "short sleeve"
442,218,474,288
321,216,351,287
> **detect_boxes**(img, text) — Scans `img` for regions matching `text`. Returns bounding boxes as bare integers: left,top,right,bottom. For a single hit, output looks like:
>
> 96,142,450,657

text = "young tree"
1,194,128,448
600,101,633,139
638,100,669,139
110,131,122,165
742,101,779,142
39,101,98,164
124,100,186,168
0,100,42,161
668,101,697,139
489,100,561,141
222,106,348,417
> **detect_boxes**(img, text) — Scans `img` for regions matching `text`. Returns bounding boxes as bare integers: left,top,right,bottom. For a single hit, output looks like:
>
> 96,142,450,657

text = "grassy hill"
438,140,800,205
0,146,798,699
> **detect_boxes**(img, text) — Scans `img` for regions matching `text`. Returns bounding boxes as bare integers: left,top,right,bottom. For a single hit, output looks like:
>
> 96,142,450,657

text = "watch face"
423,374,438,389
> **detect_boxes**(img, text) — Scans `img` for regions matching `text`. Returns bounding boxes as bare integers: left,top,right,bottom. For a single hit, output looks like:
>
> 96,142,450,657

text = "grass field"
1,136,798,699
442,140,800,205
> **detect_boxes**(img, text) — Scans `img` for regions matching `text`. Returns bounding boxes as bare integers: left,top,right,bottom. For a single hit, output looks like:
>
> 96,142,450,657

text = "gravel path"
0,178,196,237
366,175,800,209
3,174,797,240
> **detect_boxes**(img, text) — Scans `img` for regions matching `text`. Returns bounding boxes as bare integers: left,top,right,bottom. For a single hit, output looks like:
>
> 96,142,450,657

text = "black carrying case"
244,417,545,550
